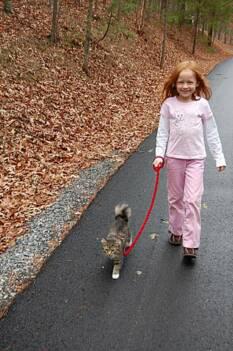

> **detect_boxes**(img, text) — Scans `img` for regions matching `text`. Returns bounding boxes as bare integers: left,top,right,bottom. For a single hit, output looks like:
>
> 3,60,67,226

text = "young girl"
153,61,226,258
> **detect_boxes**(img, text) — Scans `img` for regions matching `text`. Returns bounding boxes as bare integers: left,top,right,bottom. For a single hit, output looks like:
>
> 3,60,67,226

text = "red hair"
162,61,212,101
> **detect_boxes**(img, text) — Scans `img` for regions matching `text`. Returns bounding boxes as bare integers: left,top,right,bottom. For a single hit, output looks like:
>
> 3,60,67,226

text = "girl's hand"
217,165,226,172
153,157,164,169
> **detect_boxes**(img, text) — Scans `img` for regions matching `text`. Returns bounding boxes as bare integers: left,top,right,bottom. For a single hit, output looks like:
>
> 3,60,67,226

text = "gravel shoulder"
0,152,127,318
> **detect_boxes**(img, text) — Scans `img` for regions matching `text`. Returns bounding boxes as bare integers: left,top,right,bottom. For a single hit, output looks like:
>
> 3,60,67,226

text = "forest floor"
1,0,233,254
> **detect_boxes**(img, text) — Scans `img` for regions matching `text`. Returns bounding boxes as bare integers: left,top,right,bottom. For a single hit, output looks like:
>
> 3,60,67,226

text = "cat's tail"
115,204,131,222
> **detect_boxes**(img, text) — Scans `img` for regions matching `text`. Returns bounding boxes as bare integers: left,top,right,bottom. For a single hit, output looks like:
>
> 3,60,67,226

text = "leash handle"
123,164,162,257
153,163,163,173
153,157,164,172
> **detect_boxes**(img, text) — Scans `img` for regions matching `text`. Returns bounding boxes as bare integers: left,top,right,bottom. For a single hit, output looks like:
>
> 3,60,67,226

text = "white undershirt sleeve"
203,116,226,167
155,114,169,158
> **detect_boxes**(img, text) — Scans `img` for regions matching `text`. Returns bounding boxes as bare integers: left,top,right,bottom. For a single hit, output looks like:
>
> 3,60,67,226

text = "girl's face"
176,68,198,101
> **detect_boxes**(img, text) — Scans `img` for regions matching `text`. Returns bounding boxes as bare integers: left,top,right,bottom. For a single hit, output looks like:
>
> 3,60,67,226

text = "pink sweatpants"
166,157,205,249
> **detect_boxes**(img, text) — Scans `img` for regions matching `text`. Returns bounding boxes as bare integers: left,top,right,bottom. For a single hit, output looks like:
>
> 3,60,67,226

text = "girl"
153,61,226,258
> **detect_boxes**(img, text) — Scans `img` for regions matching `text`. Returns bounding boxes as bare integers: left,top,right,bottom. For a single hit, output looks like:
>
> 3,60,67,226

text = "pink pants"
166,157,205,249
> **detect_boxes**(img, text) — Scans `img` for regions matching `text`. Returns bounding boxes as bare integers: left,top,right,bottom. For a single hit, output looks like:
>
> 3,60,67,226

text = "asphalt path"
0,59,233,351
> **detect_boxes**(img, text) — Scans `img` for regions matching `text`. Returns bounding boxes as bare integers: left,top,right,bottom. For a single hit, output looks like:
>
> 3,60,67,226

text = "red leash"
123,164,163,257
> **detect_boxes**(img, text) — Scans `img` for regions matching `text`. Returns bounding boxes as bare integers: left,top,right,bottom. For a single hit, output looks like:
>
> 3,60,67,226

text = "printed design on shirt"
174,111,184,127
170,111,185,135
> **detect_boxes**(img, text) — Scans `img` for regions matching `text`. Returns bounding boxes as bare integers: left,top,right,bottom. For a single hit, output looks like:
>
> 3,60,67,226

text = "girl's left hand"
217,165,226,172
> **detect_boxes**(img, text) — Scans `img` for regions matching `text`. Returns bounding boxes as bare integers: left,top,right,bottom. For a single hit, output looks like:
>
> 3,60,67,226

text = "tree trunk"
153,0,160,12
159,0,161,19
97,7,113,42
224,29,227,44
117,0,122,21
94,0,98,13
201,22,205,36
3,0,13,14
138,0,147,34
192,6,200,55
160,0,167,69
207,24,213,47
217,25,222,40
82,0,94,75
50,0,60,43
230,30,233,45
178,0,186,26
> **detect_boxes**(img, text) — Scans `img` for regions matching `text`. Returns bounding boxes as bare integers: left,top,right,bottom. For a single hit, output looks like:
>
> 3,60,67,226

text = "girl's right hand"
153,157,164,169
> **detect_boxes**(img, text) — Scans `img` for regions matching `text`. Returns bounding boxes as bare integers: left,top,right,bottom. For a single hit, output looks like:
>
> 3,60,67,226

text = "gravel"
0,155,125,318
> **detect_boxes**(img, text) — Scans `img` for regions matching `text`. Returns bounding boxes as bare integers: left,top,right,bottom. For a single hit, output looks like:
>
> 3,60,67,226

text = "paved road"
0,59,233,351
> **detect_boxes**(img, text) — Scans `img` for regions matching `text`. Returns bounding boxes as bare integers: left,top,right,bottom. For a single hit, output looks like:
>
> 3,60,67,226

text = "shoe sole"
168,239,182,246
183,253,197,258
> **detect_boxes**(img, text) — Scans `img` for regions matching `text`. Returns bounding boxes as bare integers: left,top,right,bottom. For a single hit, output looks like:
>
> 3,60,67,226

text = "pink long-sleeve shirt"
155,96,226,167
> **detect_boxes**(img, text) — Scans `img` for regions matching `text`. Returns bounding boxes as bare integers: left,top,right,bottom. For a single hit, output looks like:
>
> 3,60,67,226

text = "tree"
50,0,60,43
137,0,147,34
160,0,168,69
116,0,122,21
83,0,94,75
3,0,13,14
192,1,200,54
201,0,233,46
178,0,186,26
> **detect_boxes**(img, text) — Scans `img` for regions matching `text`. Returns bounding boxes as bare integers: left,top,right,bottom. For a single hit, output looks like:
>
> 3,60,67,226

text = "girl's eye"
177,81,195,85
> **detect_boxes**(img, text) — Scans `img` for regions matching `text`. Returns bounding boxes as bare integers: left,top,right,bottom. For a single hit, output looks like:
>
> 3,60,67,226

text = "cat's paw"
112,271,120,279
126,236,133,247
112,266,120,279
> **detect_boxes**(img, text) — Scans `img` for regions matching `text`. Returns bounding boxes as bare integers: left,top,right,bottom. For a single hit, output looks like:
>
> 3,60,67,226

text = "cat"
101,204,132,279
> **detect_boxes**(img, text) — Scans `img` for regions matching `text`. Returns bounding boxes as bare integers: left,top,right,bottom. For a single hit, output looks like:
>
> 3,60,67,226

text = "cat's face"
101,238,122,259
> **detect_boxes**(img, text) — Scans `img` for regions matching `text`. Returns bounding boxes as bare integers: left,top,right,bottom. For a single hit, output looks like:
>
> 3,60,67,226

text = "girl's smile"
176,68,198,102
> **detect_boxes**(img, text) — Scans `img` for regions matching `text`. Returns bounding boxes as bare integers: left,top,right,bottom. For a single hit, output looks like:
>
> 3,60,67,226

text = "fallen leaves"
136,270,142,276
149,233,159,240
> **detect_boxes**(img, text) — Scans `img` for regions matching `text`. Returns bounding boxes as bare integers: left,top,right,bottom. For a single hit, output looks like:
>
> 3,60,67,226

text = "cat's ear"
101,238,107,245
116,239,122,246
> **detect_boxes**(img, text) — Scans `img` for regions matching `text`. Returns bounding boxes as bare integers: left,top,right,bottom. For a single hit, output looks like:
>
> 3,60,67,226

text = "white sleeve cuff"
216,154,226,167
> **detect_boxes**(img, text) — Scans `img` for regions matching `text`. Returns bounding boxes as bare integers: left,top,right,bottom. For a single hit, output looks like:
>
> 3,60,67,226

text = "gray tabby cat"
101,204,132,279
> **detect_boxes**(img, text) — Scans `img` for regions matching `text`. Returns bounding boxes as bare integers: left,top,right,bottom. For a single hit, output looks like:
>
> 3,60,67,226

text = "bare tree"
160,0,168,69
230,30,233,45
117,0,122,21
224,27,228,44
137,0,147,34
207,23,213,46
50,0,60,43
97,7,113,43
83,0,94,75
192,3,200,55
3,0,13,14
178,0,186,26
217,24,222,40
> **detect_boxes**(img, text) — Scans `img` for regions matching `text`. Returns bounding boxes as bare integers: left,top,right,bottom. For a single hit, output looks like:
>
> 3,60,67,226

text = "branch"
96,9,113,43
